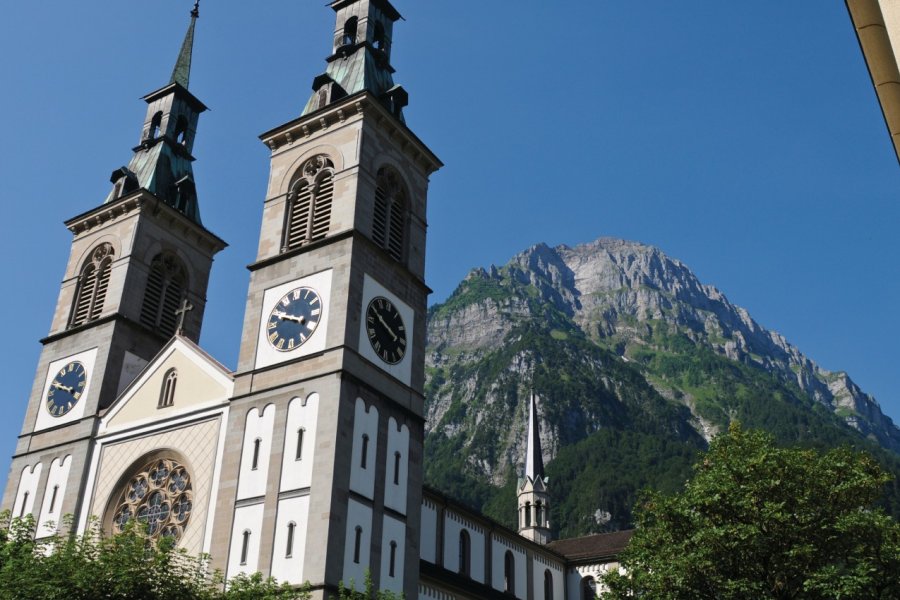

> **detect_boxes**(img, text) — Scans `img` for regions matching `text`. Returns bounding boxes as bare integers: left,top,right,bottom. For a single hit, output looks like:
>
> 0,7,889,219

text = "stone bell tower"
211,1,441,597
1,2,225,536
519,393,552,545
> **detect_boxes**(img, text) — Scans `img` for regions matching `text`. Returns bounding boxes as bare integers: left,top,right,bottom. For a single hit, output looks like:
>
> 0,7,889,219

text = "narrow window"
373,22,386,51
295,428,305,461
148,111,163,139
174,115,189,146
504,550,515,594
388,540,397,577
251,438,261,471
360,434,369,469
140,254,187,337
524,502,531,527
158,369,177,408
544,570,554,600
49,485,59,514
286,521,296,558
372,167,407,262
283,156,335,252
536,501,543,526
240,530,251,565
342,17,358,46
71,244,115,328
19,492,28,518
393,451,401,485
458,529,470,577
353,526,362,564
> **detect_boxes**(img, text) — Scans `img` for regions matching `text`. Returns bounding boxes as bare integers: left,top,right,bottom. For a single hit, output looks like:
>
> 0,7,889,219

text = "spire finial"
170,2,200,88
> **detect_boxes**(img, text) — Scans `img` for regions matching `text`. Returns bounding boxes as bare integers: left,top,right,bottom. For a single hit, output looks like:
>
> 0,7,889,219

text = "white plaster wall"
236,404,276,500
532,556,565,600
279,394,319,492
379,515,406,594
490,535,526,598
383,418,409,515
567,566,600,600
342,498,373,592
442,512,486,584
36,456,71,537
226,503,265,580
349,398,378,499
13,463,42,518
419,499,437,564
270,495,311,585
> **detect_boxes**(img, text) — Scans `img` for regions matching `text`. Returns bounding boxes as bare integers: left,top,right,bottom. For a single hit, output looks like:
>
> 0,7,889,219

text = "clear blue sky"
0,1,898,478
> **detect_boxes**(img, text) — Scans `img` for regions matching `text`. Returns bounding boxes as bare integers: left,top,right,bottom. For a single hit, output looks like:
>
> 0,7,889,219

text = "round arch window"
108,456,194,542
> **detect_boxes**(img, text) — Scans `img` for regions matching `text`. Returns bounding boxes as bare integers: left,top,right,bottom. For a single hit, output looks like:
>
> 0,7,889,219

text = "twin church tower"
2,1,443,597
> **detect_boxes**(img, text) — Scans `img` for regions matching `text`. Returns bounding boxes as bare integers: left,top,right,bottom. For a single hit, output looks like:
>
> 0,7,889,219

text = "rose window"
111,458,193,541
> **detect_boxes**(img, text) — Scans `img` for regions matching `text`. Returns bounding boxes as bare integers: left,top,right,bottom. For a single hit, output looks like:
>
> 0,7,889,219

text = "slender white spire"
525,390,545,482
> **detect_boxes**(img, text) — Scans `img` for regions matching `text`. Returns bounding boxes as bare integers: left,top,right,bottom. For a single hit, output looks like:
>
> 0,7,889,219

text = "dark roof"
547,530,634,562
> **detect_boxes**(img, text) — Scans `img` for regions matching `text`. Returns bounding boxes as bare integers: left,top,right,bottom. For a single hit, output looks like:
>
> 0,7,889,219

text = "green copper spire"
170,1,200,89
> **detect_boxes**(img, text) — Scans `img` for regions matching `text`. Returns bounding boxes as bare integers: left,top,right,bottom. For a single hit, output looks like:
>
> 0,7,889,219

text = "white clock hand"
273,311,307,325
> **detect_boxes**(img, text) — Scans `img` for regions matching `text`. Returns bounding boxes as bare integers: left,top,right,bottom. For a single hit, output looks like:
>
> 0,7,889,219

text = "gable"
102,338,233,432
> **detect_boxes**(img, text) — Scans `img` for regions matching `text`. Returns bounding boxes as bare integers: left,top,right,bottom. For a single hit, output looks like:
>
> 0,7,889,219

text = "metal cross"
175,298,194,335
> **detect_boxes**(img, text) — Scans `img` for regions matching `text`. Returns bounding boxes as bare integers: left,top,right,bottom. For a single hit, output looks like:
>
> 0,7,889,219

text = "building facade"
1,2,629,598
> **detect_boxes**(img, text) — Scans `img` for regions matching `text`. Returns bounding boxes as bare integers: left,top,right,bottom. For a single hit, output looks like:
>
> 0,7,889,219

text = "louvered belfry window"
140,254,187,337
283,155,335,251
372,167,407,262
70,243,115,327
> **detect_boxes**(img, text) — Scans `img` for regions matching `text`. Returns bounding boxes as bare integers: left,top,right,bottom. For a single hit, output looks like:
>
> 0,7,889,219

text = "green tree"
337,571,404,599
0,514,307,600
602,423,900,599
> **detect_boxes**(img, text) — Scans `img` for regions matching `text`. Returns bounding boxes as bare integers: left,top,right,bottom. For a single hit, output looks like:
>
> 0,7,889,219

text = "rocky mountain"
424,238,900,536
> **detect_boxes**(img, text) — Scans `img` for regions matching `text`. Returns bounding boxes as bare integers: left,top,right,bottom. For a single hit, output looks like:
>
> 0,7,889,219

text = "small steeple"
170,1,200,89
525,390,545,482
302,0,408,120
103,3,208,224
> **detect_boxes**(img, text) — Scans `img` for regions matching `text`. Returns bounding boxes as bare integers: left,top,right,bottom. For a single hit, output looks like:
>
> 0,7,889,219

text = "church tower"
211,1,441,597
518,393,552,545
2,3,225,534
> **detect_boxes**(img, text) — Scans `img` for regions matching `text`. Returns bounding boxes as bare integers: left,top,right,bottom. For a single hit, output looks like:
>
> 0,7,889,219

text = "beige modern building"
847,0,900,163
1,2,629,598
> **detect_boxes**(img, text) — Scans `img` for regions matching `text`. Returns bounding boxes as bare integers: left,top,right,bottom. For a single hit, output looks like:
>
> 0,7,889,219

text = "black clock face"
365,296,407,365
46,361,87,418
267,287,322,352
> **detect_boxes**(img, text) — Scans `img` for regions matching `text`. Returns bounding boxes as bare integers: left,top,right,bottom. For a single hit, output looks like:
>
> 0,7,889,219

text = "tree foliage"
0,515,306,600
602,424,900,599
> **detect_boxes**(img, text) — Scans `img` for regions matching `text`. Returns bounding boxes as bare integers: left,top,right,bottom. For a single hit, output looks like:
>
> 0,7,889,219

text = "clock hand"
375,313,398,341
273,311,307,325
51,381,74,394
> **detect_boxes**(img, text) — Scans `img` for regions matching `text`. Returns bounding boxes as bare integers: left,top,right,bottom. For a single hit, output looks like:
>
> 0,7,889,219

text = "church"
1,2,629,598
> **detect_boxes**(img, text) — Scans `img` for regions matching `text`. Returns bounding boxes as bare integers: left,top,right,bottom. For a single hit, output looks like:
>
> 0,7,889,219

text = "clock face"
365,296,407,365
266,287,323,352
46,361,87,418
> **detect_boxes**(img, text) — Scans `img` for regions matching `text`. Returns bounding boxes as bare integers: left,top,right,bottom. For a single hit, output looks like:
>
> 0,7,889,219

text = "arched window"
544,570,554,600
504,550,515,594
393,451,401,485
240,530,251,565
372,167,407,262
536,501,543,526
283,155,335,251
19,492,28,518
458,529,470,577
353,526,363,564
158,368,177,408
373,22,386,51
108,456,194,542
251,438,262,471
70,243,114,327
342,17,358,46
388,540,397,577
174,115,189,146
296,428,305,461
524,502,531,527
140,254,187,337
286,521,296,558
49,485,59,514
148,111,163,140
360,434,369,469
581,576,596,600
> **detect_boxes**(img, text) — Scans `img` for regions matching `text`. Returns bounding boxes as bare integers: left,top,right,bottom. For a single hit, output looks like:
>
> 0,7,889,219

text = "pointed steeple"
525,390,545,482
103,3,208,224
170,1,200,89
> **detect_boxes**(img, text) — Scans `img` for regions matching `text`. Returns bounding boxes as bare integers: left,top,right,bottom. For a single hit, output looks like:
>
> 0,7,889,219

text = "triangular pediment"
101,336,233,433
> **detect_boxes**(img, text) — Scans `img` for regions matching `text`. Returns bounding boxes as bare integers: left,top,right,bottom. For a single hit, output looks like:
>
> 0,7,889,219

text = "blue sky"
0,1,898,477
